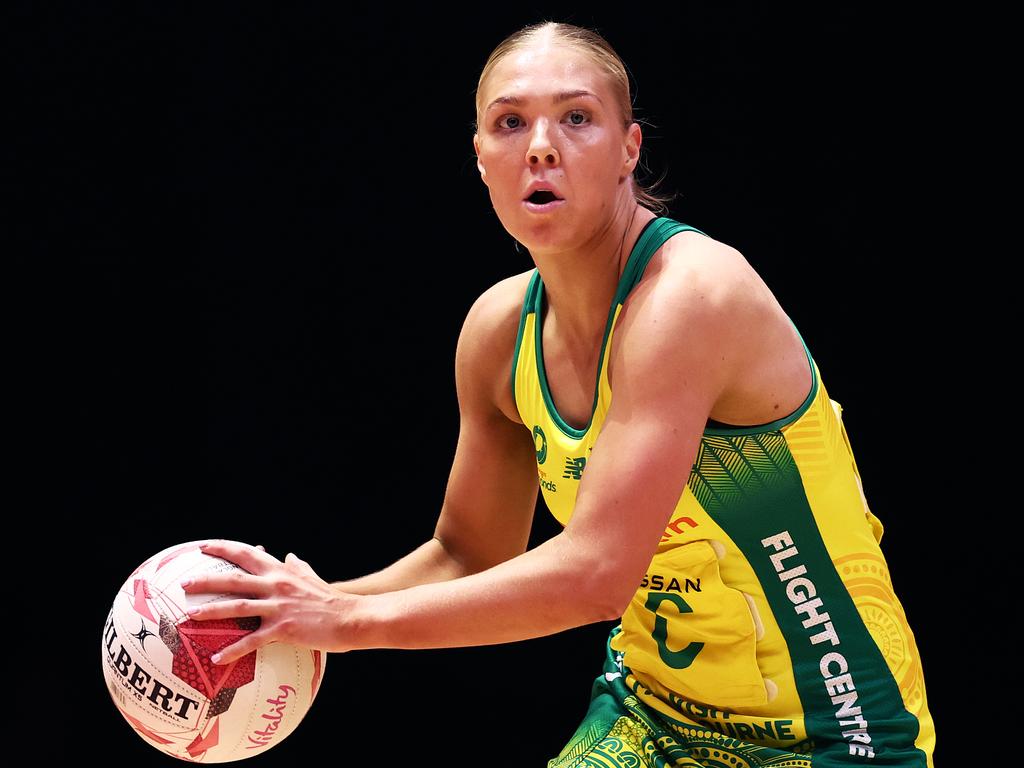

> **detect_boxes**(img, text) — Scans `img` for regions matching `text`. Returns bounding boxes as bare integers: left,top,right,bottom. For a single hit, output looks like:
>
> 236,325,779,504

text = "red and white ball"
101,540,326,762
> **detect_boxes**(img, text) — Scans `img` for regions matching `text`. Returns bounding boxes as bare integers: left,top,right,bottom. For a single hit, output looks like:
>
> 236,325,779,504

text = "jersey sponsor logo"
637,573,704,668
562,456,586,479
645,592,703,669
666,694,799,743
533,425,547,465
639,573,702,593
537,464,556,492
660,515,699,542
762,530,877,760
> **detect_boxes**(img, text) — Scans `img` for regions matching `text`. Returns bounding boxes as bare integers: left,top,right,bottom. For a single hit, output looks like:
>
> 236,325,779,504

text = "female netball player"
184,21,935,766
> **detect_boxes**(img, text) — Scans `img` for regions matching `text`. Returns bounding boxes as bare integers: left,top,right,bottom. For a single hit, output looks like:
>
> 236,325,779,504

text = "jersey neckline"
533,217,661,439
528,217,820,440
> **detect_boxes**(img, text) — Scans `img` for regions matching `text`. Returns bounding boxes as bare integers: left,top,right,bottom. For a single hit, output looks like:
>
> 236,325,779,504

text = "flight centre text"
761,530,876,760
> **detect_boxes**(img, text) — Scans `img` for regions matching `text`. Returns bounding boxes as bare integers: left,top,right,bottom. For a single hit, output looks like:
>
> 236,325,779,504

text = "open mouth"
527,190,560,204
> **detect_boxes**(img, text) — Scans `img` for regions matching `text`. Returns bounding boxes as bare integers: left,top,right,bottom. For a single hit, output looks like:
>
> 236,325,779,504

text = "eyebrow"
485,89,601,114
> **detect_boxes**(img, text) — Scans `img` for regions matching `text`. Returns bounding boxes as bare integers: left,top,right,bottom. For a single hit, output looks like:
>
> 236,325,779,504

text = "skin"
183,31,812,664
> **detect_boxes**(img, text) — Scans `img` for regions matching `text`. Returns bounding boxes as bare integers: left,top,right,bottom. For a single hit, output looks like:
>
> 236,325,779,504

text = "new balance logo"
563,456,587,480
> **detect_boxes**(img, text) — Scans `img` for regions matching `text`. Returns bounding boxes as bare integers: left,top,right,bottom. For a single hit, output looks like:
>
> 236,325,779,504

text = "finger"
199,540,280,575
285,552,318,578
186,597,268,622
181,571,273,597
209,629,274,666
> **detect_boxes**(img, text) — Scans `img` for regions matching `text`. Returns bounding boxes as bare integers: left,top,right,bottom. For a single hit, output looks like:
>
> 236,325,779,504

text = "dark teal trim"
511,271,541,405
615,219,708,306
533,275,595,439
533,217,701,439
703,319,818,437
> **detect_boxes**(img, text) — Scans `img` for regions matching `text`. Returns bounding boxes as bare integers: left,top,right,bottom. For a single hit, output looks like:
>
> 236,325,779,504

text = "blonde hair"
474,21,676,216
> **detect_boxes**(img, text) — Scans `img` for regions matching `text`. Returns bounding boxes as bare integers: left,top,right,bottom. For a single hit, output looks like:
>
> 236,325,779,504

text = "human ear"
622,122,641,179
473,133,487,182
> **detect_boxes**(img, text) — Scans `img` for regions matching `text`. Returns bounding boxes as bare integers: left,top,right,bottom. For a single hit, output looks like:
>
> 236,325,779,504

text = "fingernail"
211,653,222,664
187,606,199,616
180,578,192,588
199,543,209,550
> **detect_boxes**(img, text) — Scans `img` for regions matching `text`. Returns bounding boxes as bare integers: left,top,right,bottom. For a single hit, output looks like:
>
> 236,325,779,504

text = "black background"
16,4,958,765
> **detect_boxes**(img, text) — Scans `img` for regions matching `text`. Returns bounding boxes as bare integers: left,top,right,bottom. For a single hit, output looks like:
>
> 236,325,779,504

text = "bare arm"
350,240,746,649
184,244,751,659
332,273,540,595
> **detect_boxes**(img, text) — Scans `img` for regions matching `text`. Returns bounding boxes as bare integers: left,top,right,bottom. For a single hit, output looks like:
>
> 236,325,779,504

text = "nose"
527,120,560,166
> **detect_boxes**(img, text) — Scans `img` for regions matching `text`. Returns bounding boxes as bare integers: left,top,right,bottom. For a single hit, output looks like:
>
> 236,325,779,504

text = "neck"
531,202,656,349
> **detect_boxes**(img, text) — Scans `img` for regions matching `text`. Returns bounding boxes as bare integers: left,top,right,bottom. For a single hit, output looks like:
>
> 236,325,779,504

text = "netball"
100,540,326,762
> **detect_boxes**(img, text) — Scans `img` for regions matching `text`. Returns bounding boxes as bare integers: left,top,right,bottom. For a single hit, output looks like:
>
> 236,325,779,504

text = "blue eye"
568,111,589,125
497,115,523,130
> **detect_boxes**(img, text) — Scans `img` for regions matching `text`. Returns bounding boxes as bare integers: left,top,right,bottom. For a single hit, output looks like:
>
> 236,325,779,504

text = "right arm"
331,272,539,595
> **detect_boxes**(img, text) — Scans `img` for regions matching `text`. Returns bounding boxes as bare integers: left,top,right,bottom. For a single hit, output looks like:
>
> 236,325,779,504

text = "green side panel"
689,433,927,766
688,433,797,514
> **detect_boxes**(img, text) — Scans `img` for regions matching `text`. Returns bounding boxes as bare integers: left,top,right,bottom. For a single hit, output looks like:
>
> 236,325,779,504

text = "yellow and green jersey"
515,217,935,765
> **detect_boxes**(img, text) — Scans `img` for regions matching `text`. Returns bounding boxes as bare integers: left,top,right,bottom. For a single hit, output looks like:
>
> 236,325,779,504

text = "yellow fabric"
514,218,935,765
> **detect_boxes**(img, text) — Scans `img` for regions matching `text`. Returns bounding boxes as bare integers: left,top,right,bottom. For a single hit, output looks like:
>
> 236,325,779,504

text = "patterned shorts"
547,627,813,768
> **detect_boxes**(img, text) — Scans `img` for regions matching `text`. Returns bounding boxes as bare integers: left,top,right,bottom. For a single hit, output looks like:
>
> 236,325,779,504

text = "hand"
181,540,357,664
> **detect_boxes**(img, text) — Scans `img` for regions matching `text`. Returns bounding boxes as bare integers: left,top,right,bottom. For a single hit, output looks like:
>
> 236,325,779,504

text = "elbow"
575,561,636,623
600,583,636,622
593,587,633,623
556,535,637,622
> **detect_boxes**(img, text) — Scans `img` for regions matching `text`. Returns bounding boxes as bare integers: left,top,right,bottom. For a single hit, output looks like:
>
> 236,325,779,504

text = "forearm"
331,537,467,595
349,532,616,650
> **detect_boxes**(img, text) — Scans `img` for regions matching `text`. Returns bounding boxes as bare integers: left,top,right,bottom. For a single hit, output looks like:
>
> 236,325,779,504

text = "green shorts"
548,626,812,768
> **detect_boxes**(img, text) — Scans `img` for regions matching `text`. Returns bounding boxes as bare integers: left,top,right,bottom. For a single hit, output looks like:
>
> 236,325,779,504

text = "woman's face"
473,41,641,252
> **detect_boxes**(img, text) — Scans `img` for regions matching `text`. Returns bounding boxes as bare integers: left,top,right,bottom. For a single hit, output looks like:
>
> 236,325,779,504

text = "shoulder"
619,231,773,341
609,231,780,390
460,268,534,337
644,230,773,315
455,269,534,424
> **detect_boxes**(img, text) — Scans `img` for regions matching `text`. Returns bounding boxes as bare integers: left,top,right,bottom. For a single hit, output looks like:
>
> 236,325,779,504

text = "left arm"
186,239,751,662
